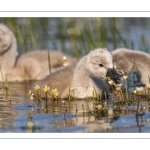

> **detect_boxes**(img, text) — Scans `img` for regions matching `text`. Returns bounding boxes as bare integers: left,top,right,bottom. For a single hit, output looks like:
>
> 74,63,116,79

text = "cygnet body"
33,48,121,98
7,50,79,82
112,48,150,84
33,66,74,98
0,23,18,80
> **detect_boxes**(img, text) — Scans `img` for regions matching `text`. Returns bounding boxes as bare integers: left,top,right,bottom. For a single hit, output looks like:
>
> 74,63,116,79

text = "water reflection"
0,82,150,133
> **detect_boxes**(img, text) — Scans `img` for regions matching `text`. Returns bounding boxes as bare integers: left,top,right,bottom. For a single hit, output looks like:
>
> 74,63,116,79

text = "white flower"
136,87,144,95
123,76,128,81
35,85,40,91
70,87,75,92
43,85,50,93
146,84,150,89
116,84,122,88
27,90,32,97
30,94,34,99
136,87,144,91
63,63,69,67
63,56,67,61
116,87,121,91
97,105,102,110
51,89,59,97
108,80,114,86
133,90,137,94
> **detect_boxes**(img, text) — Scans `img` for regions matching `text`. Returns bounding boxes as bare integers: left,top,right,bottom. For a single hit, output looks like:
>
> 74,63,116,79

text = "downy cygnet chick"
112,48,150,85
0,23,18,81
6,50,79,82
72,48,122,98
33,48,122,98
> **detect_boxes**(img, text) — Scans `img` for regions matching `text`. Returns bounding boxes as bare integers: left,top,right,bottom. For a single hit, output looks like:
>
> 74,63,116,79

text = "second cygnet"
112,48,150,85
6,50,79,82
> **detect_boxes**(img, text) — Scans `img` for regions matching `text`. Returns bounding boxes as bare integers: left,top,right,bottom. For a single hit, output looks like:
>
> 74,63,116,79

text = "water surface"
0,82,150,133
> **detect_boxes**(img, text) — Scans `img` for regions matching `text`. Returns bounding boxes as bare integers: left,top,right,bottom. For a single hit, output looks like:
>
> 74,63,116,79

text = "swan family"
1,23,150,98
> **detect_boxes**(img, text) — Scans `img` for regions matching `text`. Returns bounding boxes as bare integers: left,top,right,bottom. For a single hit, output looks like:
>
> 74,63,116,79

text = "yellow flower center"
136,87,144,95
116,87,121,91
123,76,128,82
51,89,59,97
146,84,150,89
70,87,75,92
63,56,67,62
137,90,142,95
35,85,40,91
97,105,102,110
43,86,50,93
108,80,114,86
27,90,32,97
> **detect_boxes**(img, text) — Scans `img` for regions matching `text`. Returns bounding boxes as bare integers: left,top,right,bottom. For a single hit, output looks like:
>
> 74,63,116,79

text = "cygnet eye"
99,64,104,67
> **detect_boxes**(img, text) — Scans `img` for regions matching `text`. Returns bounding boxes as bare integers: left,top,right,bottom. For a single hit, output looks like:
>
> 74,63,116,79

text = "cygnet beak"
106,68,123,81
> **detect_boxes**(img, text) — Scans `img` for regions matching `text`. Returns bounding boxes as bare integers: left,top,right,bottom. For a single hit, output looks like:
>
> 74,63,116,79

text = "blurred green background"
0,17,150,58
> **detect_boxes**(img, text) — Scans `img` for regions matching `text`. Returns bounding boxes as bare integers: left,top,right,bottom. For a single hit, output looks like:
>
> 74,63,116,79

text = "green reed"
1,17,149,58
48,50,51,74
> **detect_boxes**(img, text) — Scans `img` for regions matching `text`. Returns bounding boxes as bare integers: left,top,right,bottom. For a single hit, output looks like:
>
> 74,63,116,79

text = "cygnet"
33,48,122,98
112,48,150,85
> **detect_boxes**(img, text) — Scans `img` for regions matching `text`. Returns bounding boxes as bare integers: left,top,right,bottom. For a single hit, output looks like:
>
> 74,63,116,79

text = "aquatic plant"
123,76,129,100
48,51,51,74
135,87,144,114
63,56,69,67
146,84,150,94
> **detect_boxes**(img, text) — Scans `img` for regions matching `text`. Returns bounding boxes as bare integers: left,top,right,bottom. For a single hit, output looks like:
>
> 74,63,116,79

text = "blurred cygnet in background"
0,23,18,81
112,48,150,85
0,23,79,82
6,50,79,82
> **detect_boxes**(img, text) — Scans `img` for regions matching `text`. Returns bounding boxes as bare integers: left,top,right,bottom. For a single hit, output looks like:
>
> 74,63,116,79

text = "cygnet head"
86,48,121,80
112,48,135,75
0,24,16,54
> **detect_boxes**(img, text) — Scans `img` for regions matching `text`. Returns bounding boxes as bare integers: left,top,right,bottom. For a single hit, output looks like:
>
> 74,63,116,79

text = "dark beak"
106,68,123,81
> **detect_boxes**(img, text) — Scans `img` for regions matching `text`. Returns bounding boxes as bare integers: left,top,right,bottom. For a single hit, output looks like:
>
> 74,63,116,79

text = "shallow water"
1,18,150,133
0,82,150,133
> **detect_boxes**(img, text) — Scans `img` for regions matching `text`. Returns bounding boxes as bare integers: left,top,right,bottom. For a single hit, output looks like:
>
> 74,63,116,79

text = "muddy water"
0,82,150,133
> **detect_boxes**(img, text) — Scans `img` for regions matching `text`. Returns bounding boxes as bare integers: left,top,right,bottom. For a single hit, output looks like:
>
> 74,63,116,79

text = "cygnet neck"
0,36,17,74
125,50,150,84
72,55,109,98
73,56,91,86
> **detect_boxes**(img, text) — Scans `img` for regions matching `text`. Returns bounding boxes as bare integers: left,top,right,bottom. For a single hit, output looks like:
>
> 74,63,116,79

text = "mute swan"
0,23,18,80
33,48,122,98
6,50,79,82
112,48,150,84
